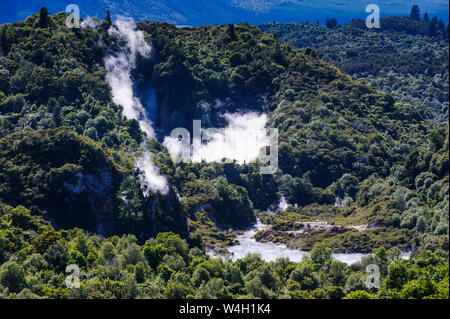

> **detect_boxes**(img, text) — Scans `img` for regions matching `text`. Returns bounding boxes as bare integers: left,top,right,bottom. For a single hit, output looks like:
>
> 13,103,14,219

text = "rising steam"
104,18,168,195
104,18,154,136
80,17,101,29
163,112,270,164
135,152,169,196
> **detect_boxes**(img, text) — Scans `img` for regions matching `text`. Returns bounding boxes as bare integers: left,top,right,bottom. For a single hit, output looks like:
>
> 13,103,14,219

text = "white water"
225,220,366,264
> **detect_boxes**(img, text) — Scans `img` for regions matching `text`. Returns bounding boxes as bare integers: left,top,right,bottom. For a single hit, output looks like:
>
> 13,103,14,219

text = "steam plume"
163,112,269,164
104,18,168,195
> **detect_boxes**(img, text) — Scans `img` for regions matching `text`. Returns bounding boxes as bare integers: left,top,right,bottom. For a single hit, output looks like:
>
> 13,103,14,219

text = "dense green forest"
0,9,448,299
260,15,449,125
0,203,448,299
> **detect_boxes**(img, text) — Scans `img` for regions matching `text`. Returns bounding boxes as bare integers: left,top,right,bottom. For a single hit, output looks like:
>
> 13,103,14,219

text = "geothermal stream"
224,220,365,264
212,219,412,264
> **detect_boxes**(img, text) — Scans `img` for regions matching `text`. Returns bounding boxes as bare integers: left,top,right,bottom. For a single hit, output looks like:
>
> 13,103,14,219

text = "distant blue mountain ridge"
0,0,448,25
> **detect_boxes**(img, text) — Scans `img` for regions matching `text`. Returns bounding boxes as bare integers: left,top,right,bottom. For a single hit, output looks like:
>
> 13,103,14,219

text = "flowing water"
224,220,367,264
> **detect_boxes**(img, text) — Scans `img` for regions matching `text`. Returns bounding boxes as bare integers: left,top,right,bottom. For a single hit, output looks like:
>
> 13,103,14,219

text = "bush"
0,261,26,293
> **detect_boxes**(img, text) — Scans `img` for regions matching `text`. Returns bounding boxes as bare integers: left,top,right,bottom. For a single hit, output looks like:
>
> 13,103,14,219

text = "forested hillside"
260,16,449,125
0,10,448,299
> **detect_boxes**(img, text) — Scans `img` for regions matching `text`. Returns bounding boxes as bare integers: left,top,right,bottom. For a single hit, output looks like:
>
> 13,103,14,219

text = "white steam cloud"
104,18,168,195
278,195,289,211
135,152,169,196
81,17,101,29
104,18,154,136
163,112,269,164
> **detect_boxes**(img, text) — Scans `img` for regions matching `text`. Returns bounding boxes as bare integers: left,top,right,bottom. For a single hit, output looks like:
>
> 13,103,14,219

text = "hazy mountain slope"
260,18,449,125
1,0,449,25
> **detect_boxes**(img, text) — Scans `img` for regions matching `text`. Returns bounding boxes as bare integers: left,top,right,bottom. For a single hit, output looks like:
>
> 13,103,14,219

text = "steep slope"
0,128,126,232
0,13,189,240
260,17,449,125
0,12,446,254
139,21,433,188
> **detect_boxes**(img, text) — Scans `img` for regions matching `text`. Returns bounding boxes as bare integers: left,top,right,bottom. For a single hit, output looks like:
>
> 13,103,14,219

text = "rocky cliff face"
60,168,116,234
0,128,189,240
0,129,124,233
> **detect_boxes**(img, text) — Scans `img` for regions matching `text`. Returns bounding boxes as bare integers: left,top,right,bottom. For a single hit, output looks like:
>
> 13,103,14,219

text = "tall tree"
52,103,62,126
105,9,112,25
39,6,49,28
0,27,8,54
326,18,338,29
410,5,420,20
427,20,437,37
443,25,449,41
272,32,284,63
226,24,238,41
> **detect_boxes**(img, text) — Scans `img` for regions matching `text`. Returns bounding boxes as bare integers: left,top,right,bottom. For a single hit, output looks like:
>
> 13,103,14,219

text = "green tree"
0,27,8,54
410,5,420,20
443,25,449,41
271,33,285,63
196,278,231,299
382,260,410,291
39,6,49,28
326,18,338,29
68,250,86,268
193,267,211,287
124,276,139,298
326,260,347,287
99,241,117,265
143,244,170,269
43,242,69,271
15,288,40,299
52,103,62,126
155,232,189,261
226,24,238,41
105,9,112,25
310,244,332,267
398,277,436,299
345,273,367,293
0,261,26,293
427,20,437,37
117,176,144,222
32,230,61,254
290,262,320,290
165,280,192,299
343,290,374,299
121,243,145,266
246,277,275,299
134,261,148,283
128,119,142,144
